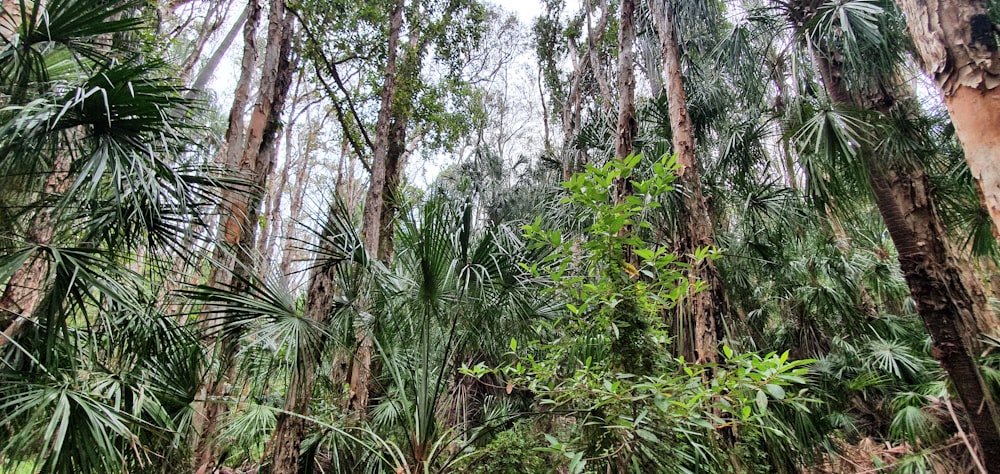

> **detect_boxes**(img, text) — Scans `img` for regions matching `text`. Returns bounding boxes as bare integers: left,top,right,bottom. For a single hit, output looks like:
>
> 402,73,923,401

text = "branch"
288,7,375,152
312,62,372,175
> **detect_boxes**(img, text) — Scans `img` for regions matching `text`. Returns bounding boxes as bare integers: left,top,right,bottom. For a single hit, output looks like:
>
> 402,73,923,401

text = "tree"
192,0,296,469
649,0,723,364
0,0,215,472
782,0,1000,468
893,0,1000,240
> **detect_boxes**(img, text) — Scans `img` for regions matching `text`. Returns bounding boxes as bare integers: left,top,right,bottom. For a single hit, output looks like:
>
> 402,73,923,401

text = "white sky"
493,0,543,22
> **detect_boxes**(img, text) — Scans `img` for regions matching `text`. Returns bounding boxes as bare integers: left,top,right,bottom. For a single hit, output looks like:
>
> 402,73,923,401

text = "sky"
493,0,543,22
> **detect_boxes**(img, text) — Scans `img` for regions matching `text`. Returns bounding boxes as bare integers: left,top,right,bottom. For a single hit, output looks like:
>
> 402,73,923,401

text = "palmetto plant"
0,0,218,472
314,192,552,473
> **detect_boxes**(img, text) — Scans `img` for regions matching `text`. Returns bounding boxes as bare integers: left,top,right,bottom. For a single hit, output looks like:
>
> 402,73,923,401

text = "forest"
2,0,1000,472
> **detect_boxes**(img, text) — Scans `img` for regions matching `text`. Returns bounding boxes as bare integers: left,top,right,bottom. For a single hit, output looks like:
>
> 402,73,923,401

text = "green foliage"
462,423,548,474
467,155,819,472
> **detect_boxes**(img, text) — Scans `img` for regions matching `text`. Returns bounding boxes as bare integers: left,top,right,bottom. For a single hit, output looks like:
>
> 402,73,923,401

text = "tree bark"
807,30,1000,471
614,0,636,163
894,0,1000,240
263,211,340,473
651,0,721,365
0,141,74,346
348,0,405,418
194,0,296,470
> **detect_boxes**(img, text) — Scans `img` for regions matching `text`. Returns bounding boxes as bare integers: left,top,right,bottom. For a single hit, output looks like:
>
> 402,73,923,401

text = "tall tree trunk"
894,0,1000,240
193,0,296,470
186,5,249,98
614,0,636,163
263,210,341,473
868,164,1000,472
587,0,613,111
177,1,228,85
809,35,1000,472
258,73,305,263
651,0,721,365
278,112,324,278
350,0,405,417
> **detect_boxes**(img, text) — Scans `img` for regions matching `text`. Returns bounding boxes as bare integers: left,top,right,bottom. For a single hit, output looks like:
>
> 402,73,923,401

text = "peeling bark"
895,0,1000,240
651,0,721,365
194,0,296,469
807,25,1000,470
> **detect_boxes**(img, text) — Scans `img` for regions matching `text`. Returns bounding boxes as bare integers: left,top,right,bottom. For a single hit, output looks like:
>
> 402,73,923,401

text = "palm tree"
0,0,217,472
774,0,1000,467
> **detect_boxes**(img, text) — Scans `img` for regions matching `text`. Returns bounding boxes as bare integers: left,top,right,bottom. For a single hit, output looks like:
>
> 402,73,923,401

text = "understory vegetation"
2,0,1000,473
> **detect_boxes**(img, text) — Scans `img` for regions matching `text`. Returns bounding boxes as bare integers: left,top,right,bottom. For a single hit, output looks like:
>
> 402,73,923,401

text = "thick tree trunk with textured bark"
807,25,1000,470
614,0,636,164
194,0,296,470
895,0,1000,240
869,165,1000,472
651,0,721,365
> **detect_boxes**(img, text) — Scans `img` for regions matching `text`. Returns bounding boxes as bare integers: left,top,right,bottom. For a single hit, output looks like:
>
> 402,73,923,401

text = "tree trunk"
614,0,636,163
808,33,1000,472
348,0,405,418
894,0,1000,240
587,0,613,111
278,112,324,278
259,73,305,263
186,5,249,98
194,0,296,470
263,211,340,473
177,1,228,85
0,142,74,346
869,165,1000,473
651,0,721,365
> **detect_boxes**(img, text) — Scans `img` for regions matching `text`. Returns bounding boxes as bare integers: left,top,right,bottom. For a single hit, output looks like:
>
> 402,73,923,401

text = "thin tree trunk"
258,73,304,263
587,0,613,111
186,5,249,98
278,112,324,278
894,0,1000,240
177,1,228,85
194,0,296,470
538,71,552,151
651,0,721,365
614,0,636,163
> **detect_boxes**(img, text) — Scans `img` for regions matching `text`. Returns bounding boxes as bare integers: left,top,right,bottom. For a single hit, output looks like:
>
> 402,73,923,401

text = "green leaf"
764,384,785,400
755,390,768,413
636,428,659,443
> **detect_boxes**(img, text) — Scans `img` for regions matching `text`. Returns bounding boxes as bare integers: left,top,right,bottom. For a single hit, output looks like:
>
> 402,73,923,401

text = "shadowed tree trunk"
650,0,721,365
193,0,296,470
894,0,1000,240
0,142,74,346
263,208,343,473
802,14,1000,467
